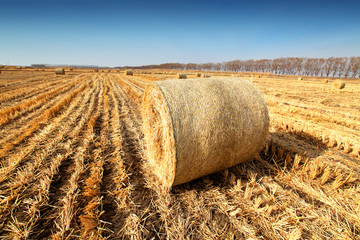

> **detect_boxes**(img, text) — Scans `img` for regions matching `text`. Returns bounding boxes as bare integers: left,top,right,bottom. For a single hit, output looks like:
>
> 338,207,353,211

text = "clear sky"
1,0,359,67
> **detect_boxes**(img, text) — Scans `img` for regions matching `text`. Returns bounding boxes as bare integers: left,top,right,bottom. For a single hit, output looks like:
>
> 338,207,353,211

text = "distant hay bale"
141,78,269,187
258,75,261,78
333,80,345,89
322,79,328,83
298,77,303,80
107,70,111,73
201,73,211,78
69,68,73,71
125,70,134,76
55,68,65,75
196,73,201,77
94,69,99,72
176,73,187,79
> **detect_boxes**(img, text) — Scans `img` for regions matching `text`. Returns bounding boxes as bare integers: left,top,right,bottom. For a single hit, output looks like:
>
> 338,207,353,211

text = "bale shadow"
172,129,328,192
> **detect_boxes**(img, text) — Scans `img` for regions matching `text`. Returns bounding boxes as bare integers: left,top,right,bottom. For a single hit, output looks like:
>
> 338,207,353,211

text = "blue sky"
1,0,359,67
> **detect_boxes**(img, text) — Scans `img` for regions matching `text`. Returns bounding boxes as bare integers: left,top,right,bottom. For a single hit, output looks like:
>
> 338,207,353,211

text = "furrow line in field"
27,77,101,239
0,78,96,199
112,75,143,103
271,114,360,158
0,75,93,142
0,78,71,106
110,80,163,239
0,81,89,164
120,75,147,91
49,76,104,239
77,75,110,239
0,78,97,239
92,75,132,239
0,73,55,91
0,75,86,127
266,98,360,131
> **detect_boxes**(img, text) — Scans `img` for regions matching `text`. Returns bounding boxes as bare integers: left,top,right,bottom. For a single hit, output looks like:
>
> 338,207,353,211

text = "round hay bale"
55,68,65,75
141,78,269,187
298,77,303,80
94,69,99,72
258,75,261,78
125,70,134,76
176,73,187,79
322,79,328,84
107,70,111,73
200,73,211,78
69,68,73,71
333,80,345,89
196,73,201,77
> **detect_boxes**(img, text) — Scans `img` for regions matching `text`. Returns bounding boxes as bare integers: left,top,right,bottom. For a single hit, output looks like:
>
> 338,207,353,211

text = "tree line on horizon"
119,57,360,78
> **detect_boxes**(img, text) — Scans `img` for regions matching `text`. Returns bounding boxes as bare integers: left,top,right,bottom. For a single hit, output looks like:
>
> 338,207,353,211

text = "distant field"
0,69,359,239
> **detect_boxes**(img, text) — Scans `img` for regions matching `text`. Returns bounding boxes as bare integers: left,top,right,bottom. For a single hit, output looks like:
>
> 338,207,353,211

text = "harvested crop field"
0,70,359,239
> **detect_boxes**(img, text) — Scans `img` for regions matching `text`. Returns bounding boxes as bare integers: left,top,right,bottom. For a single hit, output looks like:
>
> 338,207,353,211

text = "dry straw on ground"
176,73,187,79
142,78,269,188
333,80,345,89
125,70,134,76
55,68,65,75
200,73,211,78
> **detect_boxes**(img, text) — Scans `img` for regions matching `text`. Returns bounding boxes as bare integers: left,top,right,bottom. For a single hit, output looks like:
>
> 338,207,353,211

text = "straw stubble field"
0,70,359,239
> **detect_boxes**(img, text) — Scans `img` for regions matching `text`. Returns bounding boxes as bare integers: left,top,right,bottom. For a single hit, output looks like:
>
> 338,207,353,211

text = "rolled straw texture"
176,73,187,79
55,68,65,75
200,73,211,78
142,78,269,187
333,80,345,89
125,70,133,75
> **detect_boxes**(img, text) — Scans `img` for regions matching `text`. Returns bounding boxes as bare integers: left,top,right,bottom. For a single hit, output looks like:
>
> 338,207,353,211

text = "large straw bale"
176,73,187,79
298,77,303,80
125,70,134,76
55,68,65,75
333,80,345,89
200,73,211,78
322,79,328,83
142,78,269,187
94,69,99,72
196,73,201,77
